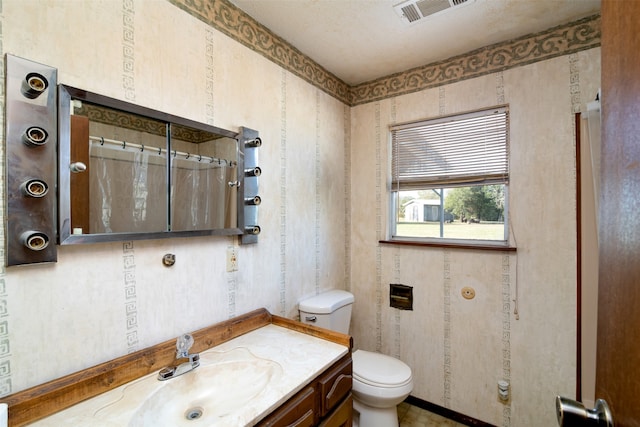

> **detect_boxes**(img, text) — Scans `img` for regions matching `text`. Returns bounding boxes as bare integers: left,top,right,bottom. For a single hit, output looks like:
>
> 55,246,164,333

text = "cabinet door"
319,394,353,427
258,386,316,427
318,356,352,416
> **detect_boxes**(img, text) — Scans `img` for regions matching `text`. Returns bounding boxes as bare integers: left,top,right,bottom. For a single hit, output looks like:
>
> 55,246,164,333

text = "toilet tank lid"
299,290,354,314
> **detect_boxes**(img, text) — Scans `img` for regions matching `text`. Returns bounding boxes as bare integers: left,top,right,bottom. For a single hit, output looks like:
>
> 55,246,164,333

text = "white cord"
510,223,520,320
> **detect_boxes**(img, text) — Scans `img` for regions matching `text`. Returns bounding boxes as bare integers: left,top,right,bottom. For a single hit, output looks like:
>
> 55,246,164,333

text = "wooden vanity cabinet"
319,394,352,427
258,385,316,427
258,353,353,427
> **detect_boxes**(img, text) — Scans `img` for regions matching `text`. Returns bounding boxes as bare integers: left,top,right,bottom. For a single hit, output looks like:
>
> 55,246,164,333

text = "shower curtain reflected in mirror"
170,157,237,231
89,143,167,233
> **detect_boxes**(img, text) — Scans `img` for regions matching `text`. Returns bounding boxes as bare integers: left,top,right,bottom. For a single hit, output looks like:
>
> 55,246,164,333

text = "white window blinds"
391,107,509,190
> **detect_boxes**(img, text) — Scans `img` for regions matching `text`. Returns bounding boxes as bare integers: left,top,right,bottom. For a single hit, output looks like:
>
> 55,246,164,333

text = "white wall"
0,0,348,394
350,49,601,425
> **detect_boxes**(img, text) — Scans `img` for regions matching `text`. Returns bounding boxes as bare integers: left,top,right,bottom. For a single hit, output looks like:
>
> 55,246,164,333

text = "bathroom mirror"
58,85,243,244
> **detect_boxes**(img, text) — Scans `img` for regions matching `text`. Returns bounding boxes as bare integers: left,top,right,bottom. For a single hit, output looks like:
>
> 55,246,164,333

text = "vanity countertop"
29,324,348,426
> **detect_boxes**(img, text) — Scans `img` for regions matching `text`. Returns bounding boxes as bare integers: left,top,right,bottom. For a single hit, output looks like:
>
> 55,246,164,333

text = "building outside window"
389,106,509,245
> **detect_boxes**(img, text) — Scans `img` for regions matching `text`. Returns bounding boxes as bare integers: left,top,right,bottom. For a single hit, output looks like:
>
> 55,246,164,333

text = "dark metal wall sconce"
239,127,261,244
5,55,58,266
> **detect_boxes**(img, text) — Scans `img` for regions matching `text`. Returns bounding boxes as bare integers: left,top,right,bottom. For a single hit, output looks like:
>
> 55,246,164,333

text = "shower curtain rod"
89,135,236,166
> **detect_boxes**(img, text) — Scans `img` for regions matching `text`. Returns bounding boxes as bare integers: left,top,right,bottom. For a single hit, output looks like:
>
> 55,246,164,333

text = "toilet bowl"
299,290,413,427
351,349,413,427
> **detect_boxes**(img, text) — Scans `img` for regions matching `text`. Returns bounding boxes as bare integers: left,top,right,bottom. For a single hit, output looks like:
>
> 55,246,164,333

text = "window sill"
379,239,517,252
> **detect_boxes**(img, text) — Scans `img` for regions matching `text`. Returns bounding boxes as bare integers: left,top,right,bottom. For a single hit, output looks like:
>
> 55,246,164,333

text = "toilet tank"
299,290,354,334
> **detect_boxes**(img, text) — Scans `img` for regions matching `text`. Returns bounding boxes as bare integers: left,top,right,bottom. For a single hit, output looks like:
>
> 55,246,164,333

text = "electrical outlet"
226,246,238,272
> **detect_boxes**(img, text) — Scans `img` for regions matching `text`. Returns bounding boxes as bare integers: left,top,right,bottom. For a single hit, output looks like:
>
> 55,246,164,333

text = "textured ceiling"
229,0,601,85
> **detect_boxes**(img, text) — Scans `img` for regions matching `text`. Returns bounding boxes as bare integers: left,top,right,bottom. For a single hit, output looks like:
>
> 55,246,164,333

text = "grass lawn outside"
396,221,505,240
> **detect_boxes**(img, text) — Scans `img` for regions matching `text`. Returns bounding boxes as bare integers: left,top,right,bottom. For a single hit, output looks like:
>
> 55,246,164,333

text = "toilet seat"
352,350,412,388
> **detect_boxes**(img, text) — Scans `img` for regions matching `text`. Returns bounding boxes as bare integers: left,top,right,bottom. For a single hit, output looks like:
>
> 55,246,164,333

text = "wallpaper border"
350,14,601,106
168,0,600,107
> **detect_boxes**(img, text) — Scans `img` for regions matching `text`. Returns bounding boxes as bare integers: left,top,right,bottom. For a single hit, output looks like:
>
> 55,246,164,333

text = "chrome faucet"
157,333,200,381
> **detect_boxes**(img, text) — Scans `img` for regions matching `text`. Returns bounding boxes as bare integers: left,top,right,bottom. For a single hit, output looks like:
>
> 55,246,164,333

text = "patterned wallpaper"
168,0,351,104
0,0,12,397
169,0,600,107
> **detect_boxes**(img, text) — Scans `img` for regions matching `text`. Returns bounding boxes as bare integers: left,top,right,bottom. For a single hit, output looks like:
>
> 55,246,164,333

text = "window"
390,107,509,244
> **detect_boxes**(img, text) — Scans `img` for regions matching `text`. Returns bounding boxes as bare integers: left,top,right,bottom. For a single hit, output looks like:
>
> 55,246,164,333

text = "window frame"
387,106,511,248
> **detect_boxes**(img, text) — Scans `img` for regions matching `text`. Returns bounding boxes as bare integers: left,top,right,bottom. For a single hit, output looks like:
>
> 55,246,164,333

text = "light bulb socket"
244,166,261,177
244,225,261,235
20,179,49,198
21,72,49,99
20,231,50,251
244,137,262,148
244,196,261,206
22,126,49,147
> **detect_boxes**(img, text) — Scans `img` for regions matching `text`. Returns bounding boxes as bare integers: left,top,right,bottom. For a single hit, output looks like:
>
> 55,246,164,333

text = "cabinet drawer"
258,386,316,427
318,355,352,416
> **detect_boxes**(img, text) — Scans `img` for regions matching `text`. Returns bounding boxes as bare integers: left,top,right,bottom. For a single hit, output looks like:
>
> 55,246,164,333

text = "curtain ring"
198,155,202,161
100,137,105,146
209,157,215,163
140,144,145,152
158,147,162,155
122,140,126,149
186,153,190,159
173,150,177,157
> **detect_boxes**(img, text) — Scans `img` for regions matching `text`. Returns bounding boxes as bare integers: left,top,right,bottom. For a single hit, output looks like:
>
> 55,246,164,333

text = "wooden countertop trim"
3,308,351,427
271,315,353,349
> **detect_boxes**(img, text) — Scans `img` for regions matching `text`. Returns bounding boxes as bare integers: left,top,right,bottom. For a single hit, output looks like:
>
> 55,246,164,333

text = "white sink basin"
94,347,283,426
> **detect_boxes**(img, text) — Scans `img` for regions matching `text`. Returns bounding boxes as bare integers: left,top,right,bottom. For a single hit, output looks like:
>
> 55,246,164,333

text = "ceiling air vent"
393,0,474,25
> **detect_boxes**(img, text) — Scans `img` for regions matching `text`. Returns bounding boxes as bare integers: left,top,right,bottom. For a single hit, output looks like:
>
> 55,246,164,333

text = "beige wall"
0,0,347,394
350,50,601,425
0,1,601,426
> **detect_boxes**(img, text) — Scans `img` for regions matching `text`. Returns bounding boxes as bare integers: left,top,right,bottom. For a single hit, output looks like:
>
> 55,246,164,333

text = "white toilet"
299,290,413,427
